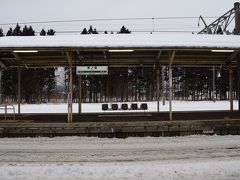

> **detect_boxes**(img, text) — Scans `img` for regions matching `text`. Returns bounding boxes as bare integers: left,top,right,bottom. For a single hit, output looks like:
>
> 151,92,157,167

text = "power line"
0,16,218,26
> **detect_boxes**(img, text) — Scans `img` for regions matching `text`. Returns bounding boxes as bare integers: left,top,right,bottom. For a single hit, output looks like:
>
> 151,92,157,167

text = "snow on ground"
0,100,238,114
0,135,239,180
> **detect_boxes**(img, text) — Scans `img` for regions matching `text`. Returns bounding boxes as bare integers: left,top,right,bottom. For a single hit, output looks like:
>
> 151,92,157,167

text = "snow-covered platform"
0,101,240,137
0,112,240,137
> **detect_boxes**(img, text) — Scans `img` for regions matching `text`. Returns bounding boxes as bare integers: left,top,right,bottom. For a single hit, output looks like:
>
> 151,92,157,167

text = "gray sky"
0,0,238,34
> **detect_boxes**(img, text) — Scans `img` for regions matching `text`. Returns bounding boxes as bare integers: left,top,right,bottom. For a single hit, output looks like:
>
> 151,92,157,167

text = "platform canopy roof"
0,33,239,68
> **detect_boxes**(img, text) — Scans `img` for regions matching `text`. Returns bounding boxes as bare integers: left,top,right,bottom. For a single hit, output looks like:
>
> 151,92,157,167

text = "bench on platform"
121,104,128,111
111,104,119,110
102,103,148,111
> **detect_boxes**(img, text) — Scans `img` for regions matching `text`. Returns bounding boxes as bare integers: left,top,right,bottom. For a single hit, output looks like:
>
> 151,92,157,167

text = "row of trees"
2,68,55,103
2,65,235,103
68,66,236,103
0,24,56,37
81,25,131,34
2,66,235,103
0,24,130,36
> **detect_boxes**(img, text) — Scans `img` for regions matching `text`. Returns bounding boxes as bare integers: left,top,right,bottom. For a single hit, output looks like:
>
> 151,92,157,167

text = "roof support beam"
12,52,28,68
0,61,5,69
156,50,162,60
12,52,21,60
103,51,107,60
226,51,240,65
169,51,176,68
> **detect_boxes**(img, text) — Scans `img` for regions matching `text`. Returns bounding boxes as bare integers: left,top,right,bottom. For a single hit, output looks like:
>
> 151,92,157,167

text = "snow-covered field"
1,100,238,114
0,135,239,180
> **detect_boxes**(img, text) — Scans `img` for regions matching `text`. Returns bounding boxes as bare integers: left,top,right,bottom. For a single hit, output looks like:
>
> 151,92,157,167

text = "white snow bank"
0,100,238,114
0,33,240,49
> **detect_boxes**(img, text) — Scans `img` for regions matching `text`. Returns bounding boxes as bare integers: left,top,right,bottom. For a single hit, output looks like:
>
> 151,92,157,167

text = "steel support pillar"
78,75,82,114
17,67,21,114
235,2,240,34
234,2,240,111
67,52,73,123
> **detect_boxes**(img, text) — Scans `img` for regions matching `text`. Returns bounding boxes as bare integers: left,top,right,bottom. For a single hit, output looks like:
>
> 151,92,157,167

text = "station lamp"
211,50,234,52
13,50,39,53
108,49,134,52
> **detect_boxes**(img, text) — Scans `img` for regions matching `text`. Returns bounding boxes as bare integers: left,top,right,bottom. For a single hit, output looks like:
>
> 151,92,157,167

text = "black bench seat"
102,103,148,111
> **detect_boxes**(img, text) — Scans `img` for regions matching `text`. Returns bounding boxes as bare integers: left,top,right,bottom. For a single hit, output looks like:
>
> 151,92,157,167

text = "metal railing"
0,104,15,121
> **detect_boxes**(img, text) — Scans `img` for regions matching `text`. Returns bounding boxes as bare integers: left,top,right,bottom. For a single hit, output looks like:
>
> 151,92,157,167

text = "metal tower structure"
198,2,240,35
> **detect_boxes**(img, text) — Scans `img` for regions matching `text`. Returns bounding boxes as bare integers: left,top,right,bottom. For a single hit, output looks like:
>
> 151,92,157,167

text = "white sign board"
76,66,108,75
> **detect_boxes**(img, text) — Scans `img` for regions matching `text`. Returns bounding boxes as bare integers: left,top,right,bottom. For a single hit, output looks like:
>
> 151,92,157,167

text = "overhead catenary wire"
0,16,218,26
0,16,225,35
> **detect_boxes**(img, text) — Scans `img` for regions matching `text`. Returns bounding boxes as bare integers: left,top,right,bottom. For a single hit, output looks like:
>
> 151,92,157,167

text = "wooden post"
78,75,82,114
0,69,2,105
229,65,233,111
17,66,21,114
66,52,73,123
169,51,175,121
156,69,160,112
212,66,216,101
237,58,240,112
156,50,161,111
162,66,165,105
169,68,173,120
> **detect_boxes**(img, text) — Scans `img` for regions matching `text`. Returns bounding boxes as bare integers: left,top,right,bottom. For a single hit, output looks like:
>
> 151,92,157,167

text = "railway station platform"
0,111,240,137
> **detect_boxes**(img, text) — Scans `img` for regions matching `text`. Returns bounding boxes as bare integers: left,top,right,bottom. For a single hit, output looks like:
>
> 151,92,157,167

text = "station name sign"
76,66,108,75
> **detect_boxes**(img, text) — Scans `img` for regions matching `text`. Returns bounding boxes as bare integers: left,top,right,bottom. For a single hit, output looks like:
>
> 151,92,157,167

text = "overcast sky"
0,0,238,34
